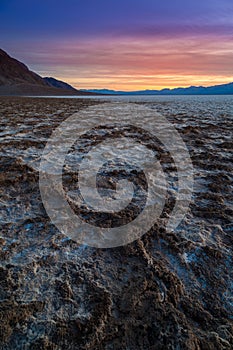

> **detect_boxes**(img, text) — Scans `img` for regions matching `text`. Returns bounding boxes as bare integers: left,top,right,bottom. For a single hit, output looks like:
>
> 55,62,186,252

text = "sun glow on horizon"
62,75,233,91
25,34,233,91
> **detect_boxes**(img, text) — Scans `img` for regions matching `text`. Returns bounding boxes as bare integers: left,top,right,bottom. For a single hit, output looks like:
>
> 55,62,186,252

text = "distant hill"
0,48,95,96
82,82,233,95
43,77,77,91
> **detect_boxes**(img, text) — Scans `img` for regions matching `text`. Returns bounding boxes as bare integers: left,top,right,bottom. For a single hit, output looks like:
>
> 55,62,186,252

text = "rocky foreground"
0,97,232,349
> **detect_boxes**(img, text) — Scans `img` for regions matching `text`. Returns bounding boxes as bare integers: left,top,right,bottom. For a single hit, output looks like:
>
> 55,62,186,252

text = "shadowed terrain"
0,49,95,96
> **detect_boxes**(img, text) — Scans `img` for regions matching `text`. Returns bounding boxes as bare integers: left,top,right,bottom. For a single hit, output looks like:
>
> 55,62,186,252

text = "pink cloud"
6,33,233,90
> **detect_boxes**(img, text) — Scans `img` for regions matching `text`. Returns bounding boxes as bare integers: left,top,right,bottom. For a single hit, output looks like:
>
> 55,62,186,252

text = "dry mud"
0,96,232,349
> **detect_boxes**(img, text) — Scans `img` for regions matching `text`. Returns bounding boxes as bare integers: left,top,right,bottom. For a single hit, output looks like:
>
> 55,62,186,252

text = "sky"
0,0,233,91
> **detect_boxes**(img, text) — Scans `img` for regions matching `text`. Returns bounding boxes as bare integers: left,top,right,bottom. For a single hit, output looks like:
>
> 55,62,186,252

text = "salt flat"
0,96,232,349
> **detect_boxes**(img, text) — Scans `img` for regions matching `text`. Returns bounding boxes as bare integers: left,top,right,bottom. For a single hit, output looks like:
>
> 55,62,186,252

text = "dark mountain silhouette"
82,82,233,95
0,48,95,96
43,77,77,91
0,49,48,87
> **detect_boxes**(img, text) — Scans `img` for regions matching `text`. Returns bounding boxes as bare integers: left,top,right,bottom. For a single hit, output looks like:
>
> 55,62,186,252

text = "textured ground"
0,96,232,349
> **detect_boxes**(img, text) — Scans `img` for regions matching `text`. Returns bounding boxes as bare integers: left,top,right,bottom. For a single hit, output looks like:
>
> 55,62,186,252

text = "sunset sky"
0,0,233,91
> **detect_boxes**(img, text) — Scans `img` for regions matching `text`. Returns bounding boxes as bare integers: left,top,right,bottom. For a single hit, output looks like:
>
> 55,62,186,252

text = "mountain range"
1,48,233,96
0,48,95,96
82,83,233,95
